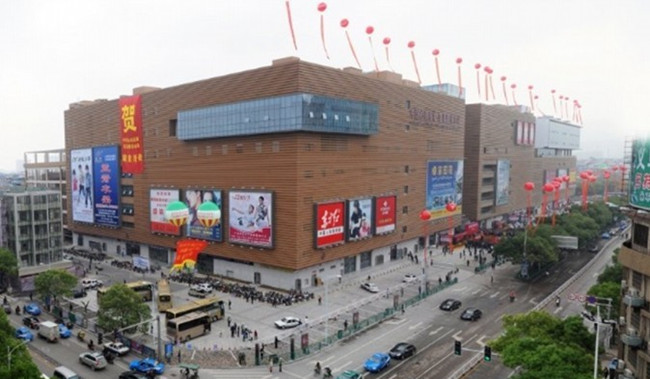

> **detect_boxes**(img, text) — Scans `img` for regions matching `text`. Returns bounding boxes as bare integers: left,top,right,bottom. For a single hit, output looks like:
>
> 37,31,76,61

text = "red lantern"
419,209,431,221
340,18,349,28
524,182,535,191
446,202,457,213
524,182,535,227
408,41,415,49
383,37,391,45
317,2,327,12
432,49,440,56
475,63,481,69
579,171,589,180
365,26,374,35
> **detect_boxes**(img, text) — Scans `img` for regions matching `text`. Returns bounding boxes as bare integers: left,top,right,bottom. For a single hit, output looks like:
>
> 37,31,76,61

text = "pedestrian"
269,357,273,373
254,330,258,340
29,292,33,301
401,304,405,314
279,357,283,372
466,259,470,267
227,316,231,327
490,275,494,284
318,296,322,305
343,319,348,330
228,299,232,310
177,349,181,363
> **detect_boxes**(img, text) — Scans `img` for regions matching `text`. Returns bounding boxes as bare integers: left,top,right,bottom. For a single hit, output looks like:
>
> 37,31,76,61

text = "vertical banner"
425,160,464,219
630,138,650,210
70,148,94,223
495,159,510,206
347,198,373,241
93,146,121,227
557,169,568,189
314,201,346,248
228,190,273,248
517,121,524,145
119,95,144,174
185,189,223,241
150,189,181,235
374,195,396,234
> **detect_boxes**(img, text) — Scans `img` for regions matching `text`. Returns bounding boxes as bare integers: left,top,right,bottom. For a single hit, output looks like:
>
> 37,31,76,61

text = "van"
52,366,79,379
38,321,59,342
81,278,102,289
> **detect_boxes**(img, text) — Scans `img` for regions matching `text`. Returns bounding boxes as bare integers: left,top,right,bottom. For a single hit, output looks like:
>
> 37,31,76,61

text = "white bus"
166,311,211,343
97,281,153,302
164,297,224,321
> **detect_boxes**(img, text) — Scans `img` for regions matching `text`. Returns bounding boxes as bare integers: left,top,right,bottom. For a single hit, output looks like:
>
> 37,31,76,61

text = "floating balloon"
501,76,509,105
486,67,495,100
197,201,221,228
317,2,330,60
524,182,535,227
551,89,557,116
408,41,421,84
445,202,457,252
383,37,392,70
366,26,378,71
419,209,431,221
340,18,361,69
511,83,518,106
165,201,189,227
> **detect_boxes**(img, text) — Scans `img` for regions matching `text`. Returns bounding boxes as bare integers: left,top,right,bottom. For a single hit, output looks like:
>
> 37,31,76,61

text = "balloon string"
564,101,569,120
489,76,495,100
285,1,297,50
368,37,378,72
529,91,535,111
434,57,441,86
345,30,362,69
536,102,546,117
385,46,393,71
457,65,462,98
411,50,421,84
552,95,557,116
484,73,488,101
502,83,509,105
476,70,481,98
512,90,518,106
320,15,329,60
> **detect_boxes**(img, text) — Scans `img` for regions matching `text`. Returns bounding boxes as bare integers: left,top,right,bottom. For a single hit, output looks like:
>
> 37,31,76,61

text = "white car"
103,341,130,356
402,274,418,283
82,278,103,290
361,282,380,293
274,316,302,329
190,283,212,292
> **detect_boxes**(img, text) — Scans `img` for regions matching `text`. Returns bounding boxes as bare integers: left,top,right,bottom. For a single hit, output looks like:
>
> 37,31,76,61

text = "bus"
97,280,154,302
164,297,224,322
166,311,211,343
157,279,173,311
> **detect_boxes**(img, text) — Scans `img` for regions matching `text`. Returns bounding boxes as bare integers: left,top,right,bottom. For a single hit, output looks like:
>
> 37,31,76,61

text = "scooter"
556,297,561,307
323,367,333,378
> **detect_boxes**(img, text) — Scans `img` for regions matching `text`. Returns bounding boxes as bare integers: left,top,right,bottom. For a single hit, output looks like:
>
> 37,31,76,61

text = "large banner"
185,189,223,241
496,159,510,206
150,189,181,235
70,148,94,223
314,201,346,248
172,239,208,271
425,160,464,219
119,95,144,174
631,138,650,210
93,146,121,227
375,195,396,234
558,168,568,190
347,198,373,241
228,190,273,248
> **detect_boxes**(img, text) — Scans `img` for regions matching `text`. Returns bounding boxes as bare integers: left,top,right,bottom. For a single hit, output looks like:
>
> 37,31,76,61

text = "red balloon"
551,89,556,94
510,83,517,89
604,171,611,179
445,202,457,213
340,18,349,28
486,67,493,74
524,182,535,191
528,85,533,90
589,175,597,183
408,41,415,48
552,181,561,189
534,95,539,100
611,166,618,172
383,37,391,45
432,49,440,56
475,63,481,69
366,26,374,35
455,57,463,64
543,183,555,192
586,170,593,175
579,172,589,180
419,210,431,221
317,2,327,12
559,95,564,100
563,176,570,182
500,76,507,81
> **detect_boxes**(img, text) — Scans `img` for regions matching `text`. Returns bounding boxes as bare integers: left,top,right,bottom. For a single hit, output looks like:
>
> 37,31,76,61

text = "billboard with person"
425,160,463,219
185,189,223,241
347,198,373,241
150,189,181,235
228,190,273,248
92,145,121,227
70,148,94,223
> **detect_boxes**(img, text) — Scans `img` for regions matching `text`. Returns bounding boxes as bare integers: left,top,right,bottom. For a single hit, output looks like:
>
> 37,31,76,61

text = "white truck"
38,321,59,343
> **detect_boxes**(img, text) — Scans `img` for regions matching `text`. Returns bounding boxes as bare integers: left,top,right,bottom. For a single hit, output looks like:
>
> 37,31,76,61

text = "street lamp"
8,338,31,371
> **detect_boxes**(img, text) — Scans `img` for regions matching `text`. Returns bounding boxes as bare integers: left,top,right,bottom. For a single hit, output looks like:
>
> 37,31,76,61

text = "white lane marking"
429,326,444,336
476,335,486,346
490,291,501,298
553,306,563,315
408,321,423,330
452,286,468,292
529,297,538,305
472,289,481,295
453,330,463,340
384,318,408,325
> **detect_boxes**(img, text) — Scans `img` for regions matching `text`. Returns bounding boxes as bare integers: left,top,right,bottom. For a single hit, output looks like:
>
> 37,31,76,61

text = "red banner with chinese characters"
172,239,208,271
119,95,144,174
315,201,345,248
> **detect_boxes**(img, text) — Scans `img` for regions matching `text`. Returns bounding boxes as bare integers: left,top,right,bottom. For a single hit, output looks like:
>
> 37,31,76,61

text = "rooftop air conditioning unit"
628,288,640,298
624,368,635,378
622,280,627,288
627,327,639,337
620,316,627,326
619,361,626,370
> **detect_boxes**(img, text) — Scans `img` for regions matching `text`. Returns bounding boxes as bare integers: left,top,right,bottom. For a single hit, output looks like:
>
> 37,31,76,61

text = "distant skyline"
2,1,648,172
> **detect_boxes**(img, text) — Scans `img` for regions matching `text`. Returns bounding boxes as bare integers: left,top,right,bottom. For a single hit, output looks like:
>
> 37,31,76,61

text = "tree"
494,229,558,267
586,282,621,319
34,269,77,305
0,311,42,378
0,248,18,290
97,284,151,334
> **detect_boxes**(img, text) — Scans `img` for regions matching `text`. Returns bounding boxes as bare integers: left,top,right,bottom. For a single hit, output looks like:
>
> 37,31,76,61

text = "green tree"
97,284,151,334
586,282,621,320
34,269,77,304
494,229,558,267
0,248,18,290
0,311,42,378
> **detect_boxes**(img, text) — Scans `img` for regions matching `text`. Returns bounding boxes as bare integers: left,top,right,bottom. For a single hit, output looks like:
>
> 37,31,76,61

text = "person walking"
268,357,273,373
279,357,283,372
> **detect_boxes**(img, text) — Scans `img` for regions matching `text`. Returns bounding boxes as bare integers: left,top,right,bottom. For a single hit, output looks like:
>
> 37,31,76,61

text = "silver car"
79,351,107,370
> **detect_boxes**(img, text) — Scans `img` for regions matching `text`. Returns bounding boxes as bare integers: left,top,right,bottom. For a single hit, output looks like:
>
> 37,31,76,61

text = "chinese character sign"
70,148,94,223
496,159,510,206
172,239,208,271
93,146,121,227
150,189,181,235
426,160,464,220
375,195,396,234
631,138,650,210
315,201,346,248
228,190,273,248
119,95,144,174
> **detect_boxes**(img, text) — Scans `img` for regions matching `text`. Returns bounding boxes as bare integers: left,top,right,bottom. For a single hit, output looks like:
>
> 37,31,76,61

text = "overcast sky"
1,0,648,172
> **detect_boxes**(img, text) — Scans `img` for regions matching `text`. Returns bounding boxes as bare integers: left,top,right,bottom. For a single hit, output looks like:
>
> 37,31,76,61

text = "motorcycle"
314,363,321,376
15,306,20,315
555,297,561,307
323,367,333,378
104,352,115,364
87,340,95,351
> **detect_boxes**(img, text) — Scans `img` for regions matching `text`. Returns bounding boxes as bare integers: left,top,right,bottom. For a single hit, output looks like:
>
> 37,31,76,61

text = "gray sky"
1,0,648,172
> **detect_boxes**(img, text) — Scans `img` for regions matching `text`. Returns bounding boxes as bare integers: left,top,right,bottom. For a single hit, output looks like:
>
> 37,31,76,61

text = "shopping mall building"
65,57,577,290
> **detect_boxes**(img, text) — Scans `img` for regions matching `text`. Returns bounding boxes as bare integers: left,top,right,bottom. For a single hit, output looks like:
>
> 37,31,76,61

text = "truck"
38,321,58,342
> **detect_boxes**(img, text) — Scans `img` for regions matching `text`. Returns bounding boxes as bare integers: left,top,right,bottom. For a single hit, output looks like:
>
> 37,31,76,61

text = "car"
336,370,363,379
25,303,41,316
104,341,130,356
588,245,599,253
58,324,72,338
364,352,391,373
15,326,34,341
79,351,108,370
275,316,302,329
439,298,462,311
460,308,482,321
23,316,40,329
129,358,165,375
118,371,148,379
389,342,416,359
361,282,380,293
3,303,12,314
190,283,212,292
72,288,87,298
601,232,611,240
82,278,103,290
402,274,418,283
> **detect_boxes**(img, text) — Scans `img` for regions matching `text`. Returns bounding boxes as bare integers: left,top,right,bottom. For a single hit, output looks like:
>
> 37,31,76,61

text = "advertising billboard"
314,201,346,248
185,189,223,241
630,138,650,210
150,189,181,235
119,95,144,174
70,148,94,223
425,160,464,219
495,159,510,206
347,198,373,241
228,190,273,248
92,146,121,227
375,195,396,234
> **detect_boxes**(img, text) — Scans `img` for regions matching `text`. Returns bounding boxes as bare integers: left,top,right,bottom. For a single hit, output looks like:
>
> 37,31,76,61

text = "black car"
389,342,416,359
460,308,482,321
2,304,11,314
73,288,87,298
119,370,148,379
439,298,462,311
23,316,40,329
